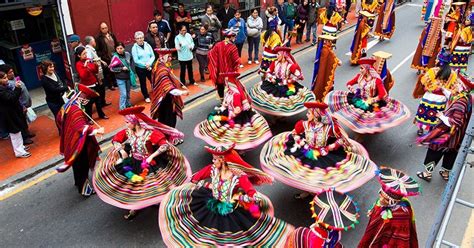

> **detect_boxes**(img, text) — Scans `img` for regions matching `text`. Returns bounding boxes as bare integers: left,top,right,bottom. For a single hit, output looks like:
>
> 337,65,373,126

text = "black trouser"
344,0,352,20
102,63,117,88
72,148,90,193
217,83,225,100
96,82,106,105
235,43,244,57
84,85,106,118
196,54,208,80
423,148,458,171
135,66,151,99
179,60,194,85
157,93,177,127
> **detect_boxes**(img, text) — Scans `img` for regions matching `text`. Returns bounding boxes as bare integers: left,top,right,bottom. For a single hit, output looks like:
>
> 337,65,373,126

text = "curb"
1,22,358,193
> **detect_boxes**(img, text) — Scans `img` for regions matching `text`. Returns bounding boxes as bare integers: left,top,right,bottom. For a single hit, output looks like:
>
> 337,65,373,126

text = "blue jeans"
116,79,131,110
247,36,260,61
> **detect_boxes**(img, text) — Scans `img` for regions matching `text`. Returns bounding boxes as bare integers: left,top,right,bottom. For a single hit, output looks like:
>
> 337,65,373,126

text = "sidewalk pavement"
0,12,359,187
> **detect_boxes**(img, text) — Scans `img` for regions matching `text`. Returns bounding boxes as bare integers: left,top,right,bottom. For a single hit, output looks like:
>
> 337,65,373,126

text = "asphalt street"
1,3,473,247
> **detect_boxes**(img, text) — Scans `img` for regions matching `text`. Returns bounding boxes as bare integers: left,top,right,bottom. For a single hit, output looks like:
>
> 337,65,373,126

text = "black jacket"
0,85,27,133
217,7,236,29
41,74,68,104
95,32,118,62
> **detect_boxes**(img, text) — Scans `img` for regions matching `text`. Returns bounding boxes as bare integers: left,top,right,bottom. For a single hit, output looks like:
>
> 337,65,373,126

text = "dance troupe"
54,0,474,246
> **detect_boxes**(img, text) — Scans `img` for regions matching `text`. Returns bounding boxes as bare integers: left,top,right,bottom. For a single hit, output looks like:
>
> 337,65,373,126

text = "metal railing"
426,112,474,247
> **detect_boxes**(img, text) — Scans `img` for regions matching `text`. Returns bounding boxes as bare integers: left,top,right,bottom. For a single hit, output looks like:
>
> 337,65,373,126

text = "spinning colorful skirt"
249,80,316,116
260,132,377,193
194,108,272,150
324,91,411,134
93,146,192,210
159,183,294,247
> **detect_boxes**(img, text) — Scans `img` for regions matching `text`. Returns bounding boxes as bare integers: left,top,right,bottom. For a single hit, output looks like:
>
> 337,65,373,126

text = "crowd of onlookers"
0,0,356,159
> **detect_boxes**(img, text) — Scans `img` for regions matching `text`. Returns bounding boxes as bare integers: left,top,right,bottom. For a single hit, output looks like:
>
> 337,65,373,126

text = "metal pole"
425,113,474,247
56,0,73,76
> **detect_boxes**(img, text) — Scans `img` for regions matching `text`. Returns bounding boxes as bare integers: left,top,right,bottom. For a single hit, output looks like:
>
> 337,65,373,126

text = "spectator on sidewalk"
174,3,192,34
228,10,247,67
296,0,310,44
75,46,108,119
194,25,215,82
276,0,286,39
246,8,263,64
110,42,134,110
0,71,30,158
162,2,173,22
40,60,68,121
344,0,352,22
175,25,196,86
84,36,110,107
217,0,236,30
201,4,222,41
284,0,298,45
132,31,155,103
96,22,118,91
67,34,83,84
153,10,172,47
0,64,35,145
306,0,320,45
146,21,167,56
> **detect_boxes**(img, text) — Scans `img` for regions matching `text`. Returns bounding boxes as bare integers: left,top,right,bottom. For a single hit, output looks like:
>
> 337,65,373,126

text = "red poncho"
56,104,100,172
208,40,240,87
150,62,184,120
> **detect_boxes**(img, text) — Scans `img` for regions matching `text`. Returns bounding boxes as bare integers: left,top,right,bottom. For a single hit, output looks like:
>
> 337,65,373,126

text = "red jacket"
75,60,98,86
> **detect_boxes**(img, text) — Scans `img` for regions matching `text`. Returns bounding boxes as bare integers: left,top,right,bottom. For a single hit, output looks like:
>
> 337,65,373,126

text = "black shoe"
23,139,34,145
109,87,116,91
99,115,109,120
27,132,36,138
104,102,112,106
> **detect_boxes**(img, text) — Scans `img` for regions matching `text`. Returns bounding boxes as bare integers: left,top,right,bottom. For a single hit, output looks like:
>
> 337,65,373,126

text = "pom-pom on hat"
376,167,421,198
223,27,239,37
77,84,99,99
358,57,377,66
437,48,451,64
118,105,145,116
310,188,360,231
155,48,177,56
304,101,329,110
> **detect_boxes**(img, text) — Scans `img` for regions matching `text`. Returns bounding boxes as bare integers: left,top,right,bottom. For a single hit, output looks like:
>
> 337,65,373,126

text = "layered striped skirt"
325,91,411,134
414,91,446,131
249,80,315,116
92,146,192,210
260,132,377,193
194,109,272,150
450,44,471,71
159,183,294,247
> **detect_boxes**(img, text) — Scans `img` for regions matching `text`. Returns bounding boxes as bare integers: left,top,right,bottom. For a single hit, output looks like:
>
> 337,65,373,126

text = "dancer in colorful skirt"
159,144,294,247
325,58,411,134
421,0,444,22
150,48,188,131
93,106,191,219
56,84,104,197
358,167,420,248
249,46,315,116
350,10,377,65
260,16,283,77
194,72,271,150
449,14,473,72
411,17,443,74
416,73,472,182
320,4,343,37
311,35,341,102
444,2,466,45
374,0,396,41
260,101,377,197
208,27,241,100
413,49,460,136
286,189,360,248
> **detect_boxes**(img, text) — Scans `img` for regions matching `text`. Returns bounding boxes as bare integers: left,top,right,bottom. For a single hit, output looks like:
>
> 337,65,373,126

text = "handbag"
26,107,37,123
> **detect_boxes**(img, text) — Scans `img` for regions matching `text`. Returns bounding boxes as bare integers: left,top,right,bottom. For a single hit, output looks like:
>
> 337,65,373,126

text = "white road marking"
406,3,423,7
345,38,380,56
391,50,416,73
